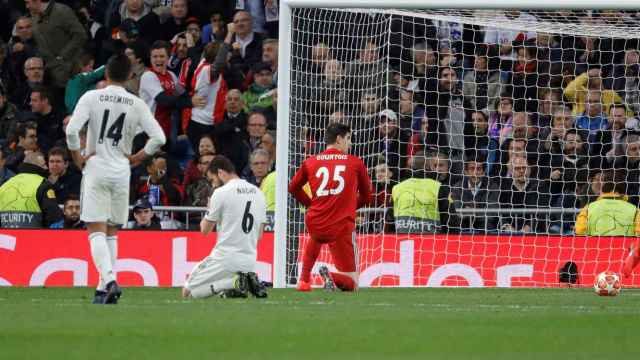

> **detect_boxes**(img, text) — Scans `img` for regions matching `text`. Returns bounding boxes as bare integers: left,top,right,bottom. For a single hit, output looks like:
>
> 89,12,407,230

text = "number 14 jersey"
289,148,373,235
67,85,166,173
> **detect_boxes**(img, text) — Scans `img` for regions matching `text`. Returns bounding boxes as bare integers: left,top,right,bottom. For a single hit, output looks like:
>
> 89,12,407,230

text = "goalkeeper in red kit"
288,123,373,292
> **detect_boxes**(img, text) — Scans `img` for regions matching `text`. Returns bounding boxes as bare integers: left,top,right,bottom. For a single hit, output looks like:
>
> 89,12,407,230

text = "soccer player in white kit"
66,54,166,304
182,155,269,299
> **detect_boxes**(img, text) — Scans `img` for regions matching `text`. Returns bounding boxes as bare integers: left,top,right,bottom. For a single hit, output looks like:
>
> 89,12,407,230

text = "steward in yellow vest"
0,152,63,228
260,171,276,232
391,155,457,233
575,170,640,236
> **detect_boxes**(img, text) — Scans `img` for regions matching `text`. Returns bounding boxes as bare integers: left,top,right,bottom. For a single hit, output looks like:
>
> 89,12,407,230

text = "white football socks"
90,232,115,290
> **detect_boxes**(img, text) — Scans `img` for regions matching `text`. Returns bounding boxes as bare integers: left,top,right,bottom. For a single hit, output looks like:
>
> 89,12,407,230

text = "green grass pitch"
0,287,638,359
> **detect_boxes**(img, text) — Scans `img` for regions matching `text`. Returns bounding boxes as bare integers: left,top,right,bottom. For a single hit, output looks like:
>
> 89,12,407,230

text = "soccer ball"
594,271,621,296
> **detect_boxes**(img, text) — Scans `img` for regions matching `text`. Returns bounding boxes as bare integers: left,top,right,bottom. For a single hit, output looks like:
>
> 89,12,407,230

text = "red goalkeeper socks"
623,240,640,278
330,272,356,291
300,239,322,283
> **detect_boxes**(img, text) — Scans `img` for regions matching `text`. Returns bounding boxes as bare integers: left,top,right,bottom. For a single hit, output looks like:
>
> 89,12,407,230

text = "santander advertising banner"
0,230,637,287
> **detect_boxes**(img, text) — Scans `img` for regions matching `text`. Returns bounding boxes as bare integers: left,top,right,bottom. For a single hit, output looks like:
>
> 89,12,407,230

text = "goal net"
277,7,640,288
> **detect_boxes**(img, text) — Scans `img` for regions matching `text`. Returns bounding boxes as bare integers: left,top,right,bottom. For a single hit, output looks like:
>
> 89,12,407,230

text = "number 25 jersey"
289,148,373,234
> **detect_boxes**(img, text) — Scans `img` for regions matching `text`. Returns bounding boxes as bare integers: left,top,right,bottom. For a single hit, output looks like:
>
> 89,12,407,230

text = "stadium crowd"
0,3,639,234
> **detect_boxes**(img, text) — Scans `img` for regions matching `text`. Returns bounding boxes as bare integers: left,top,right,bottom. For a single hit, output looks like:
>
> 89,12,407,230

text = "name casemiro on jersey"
99,94,134,105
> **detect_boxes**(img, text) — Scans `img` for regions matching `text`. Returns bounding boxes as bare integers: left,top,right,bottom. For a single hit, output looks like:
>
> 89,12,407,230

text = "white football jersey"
205,178,267,271
66,85,166,173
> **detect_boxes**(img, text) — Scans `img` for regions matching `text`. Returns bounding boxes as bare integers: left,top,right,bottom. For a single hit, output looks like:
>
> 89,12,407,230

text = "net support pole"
274,1,293,289
283,0,640,9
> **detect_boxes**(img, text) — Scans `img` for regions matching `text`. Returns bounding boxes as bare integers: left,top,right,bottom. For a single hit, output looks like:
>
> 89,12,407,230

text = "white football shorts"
80,168,130,226
184,256,236,294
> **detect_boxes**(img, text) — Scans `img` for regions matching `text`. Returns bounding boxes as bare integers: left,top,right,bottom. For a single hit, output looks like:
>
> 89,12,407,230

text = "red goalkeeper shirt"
288,148,373,234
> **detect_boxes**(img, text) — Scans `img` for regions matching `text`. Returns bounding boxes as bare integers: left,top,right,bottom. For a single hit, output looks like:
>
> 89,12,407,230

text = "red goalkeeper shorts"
310,230,357,273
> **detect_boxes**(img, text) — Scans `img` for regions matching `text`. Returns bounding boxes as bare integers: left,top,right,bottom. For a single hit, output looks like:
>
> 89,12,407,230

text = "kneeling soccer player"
183,155,268,299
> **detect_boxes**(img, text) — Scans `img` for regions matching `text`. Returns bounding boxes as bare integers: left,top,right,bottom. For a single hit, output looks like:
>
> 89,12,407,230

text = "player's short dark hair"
64,193,80,206
106,53,132,83
48,146,68,161
31,85,52,102
16,121,37,139
144,152,167,168
207,155,236,175
324,123,351,145
601,169,626,194
150,40,171,55
126,40,149,62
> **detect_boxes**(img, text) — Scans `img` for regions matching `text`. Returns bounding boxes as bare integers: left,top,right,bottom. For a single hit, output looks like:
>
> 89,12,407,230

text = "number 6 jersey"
289,148,373,235
66,85,166,173
205,178,267,270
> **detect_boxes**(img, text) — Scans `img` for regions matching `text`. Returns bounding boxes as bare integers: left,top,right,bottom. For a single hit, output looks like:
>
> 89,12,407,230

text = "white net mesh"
283,8,640,287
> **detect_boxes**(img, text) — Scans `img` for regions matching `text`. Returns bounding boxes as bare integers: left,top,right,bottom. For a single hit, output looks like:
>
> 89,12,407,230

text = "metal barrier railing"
138,206,581,232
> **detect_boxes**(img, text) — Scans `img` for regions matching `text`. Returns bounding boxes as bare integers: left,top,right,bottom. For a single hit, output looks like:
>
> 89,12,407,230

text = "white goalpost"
274,1,640,288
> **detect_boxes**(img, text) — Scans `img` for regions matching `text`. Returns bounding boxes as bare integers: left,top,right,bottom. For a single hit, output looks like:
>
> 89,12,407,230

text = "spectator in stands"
184,152,215,207
511,111,542,164
575,90,609,134
463,110,490,159
611,132,640,206
541,105,575,155
213,89,249,172
575,169,640,236
364,109,409,182
124,41,148,95
6,17,36,90
491,155,551,233
391,152,457,234
243,148,271,187
25,0,88,90
111,0,161,45
245,111,268,155
168,34,190,77
64,53,105,113
486,95,514,175
463,50,501,111
536,89,562,129
564,67,622,116
182,134,216,190
512,41,549,113
201,12,226,45
228,10,264,75
11,57,44,110
243,62,274,112
407,42,438,97
482,10,537,77
262,38,278,84
601,104,633,158
259,130,276,171
344,40,386,90
132,152,182,206
5,122,38,172
549,129,590,198
47,147,81,205
398,88,425,132
162,0,189,41
62,194,84,229
0,85,18,143
611,49,640,114
185,41,230,151
27,86,65,153
0,151,63,228
451,154,497,232
0,147,15,186
0,42,10,94
128,197,162,230
437,66,465,172
140,40,204,141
